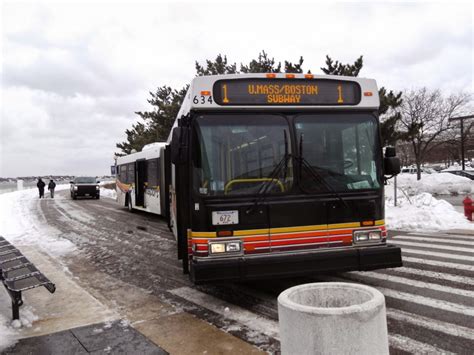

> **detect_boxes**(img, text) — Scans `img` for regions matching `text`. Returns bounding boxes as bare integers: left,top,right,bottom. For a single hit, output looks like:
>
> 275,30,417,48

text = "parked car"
441,170,474,180
400,167,435,174
70,177,100,199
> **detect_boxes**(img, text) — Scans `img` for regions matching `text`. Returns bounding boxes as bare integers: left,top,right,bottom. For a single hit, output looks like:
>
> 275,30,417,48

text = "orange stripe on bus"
270,239,327,247
271,230,327,240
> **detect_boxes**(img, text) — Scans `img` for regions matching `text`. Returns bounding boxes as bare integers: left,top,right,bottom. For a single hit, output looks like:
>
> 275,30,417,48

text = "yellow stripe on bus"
190,231,217,238
233,228,269,236
189,220,385,239
328,222,361,229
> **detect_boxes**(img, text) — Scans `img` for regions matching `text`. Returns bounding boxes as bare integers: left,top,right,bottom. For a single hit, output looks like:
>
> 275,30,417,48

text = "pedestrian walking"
48,179,56,198
37,178,45,198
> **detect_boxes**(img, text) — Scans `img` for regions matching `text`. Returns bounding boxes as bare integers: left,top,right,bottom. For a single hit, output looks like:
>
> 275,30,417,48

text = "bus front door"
135,160,146,207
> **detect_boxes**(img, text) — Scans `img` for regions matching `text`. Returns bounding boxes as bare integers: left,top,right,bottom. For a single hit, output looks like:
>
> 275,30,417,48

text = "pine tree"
195,54,237,76
116,86,187,154
240,51,282,73
378,88,404,146
284,56,305,73
321,55,363,76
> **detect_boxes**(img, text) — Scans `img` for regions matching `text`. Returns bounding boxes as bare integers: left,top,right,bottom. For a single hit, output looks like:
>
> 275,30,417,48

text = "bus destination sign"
213,79,361,106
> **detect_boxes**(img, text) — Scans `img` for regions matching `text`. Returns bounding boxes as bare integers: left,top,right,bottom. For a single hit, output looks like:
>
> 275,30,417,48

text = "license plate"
212,210,238,225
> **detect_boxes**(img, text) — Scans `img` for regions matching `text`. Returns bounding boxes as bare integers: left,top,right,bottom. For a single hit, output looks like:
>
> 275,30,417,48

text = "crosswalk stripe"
409,232,474,240
389,333,455,354
386,266,474,285
378,287,474,317
346,271,474,298
394,235,474,246
170,286,280,340
400,247,474,263
402,255,474,272
386,309,474,341
393,240,474,254
320,276,474,317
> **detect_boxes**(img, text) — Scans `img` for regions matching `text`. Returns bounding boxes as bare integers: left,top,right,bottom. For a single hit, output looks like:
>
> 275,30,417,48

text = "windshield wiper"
297,133,359,218
246,131,291,215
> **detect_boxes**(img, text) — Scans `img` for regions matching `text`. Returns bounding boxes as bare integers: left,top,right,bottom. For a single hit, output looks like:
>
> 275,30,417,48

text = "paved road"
37,191,474,354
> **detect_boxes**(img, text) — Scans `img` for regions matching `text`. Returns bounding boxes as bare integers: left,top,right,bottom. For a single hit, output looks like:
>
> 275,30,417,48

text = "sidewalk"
4,320,167,354
0,245,265,354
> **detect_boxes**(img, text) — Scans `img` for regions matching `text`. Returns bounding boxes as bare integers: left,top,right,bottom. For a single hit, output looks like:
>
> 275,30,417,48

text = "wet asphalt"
32,190,474,354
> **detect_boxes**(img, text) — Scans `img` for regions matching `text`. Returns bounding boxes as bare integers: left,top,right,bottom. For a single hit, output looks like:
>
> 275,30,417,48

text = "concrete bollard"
278,282,389,355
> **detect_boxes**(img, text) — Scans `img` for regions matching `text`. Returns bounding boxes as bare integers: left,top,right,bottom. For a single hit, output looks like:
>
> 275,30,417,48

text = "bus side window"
119,165,128,183
127,163,135,184
146,159,159,188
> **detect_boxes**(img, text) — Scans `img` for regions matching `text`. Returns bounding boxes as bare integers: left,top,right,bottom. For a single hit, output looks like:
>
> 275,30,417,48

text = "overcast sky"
1,0,472,178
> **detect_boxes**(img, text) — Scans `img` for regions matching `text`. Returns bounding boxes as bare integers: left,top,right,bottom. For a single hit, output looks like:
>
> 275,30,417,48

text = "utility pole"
449,114,474,171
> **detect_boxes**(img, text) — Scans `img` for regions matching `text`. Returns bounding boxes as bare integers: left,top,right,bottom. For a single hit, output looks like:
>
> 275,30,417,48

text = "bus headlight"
226,242,241,252
209,241,242,255
369,231,382,240
210,243,226,254
353,230,381,243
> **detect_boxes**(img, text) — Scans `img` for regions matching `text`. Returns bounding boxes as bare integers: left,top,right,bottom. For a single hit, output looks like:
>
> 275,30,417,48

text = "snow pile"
100,187,117,200
0,313,17,351
0,306,39,351
385,191,473,231
392,173,472,196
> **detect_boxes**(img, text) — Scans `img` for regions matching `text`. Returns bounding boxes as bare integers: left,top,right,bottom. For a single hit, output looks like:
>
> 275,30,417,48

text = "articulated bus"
116,142,168,215
118,73,403,283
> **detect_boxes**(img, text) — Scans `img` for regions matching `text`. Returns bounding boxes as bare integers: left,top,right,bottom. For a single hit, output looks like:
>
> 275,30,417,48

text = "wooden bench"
0,236,56,320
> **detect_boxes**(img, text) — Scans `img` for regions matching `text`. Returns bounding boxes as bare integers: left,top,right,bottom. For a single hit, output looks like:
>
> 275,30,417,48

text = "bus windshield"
193,114,292,196
295,113,381,192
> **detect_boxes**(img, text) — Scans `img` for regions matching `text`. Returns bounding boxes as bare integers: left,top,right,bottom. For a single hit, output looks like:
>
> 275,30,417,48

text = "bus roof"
116,142,166,165
178,73,379,116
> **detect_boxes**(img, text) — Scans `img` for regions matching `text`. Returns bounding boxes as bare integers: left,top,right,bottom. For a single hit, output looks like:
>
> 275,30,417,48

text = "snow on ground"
0,313,17,351
385,176,473,231
384,171,473,231
385,190,474,231
0,184,76,350
0,184,77,256
392,173,473,196
100,187,117,200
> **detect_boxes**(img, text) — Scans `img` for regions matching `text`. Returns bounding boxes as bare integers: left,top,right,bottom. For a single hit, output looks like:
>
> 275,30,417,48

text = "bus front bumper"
190,244,402,284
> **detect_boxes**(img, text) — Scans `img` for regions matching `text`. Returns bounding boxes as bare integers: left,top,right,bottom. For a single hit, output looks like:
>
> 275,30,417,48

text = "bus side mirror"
171,127,188,165
384,146,401,176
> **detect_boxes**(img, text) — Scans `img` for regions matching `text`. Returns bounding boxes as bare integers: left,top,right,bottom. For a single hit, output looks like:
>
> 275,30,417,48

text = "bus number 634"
193,95,213,104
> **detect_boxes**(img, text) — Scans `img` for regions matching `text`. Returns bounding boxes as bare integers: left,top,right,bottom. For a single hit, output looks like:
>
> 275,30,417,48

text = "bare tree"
442,119,474,164
398,88,471,180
